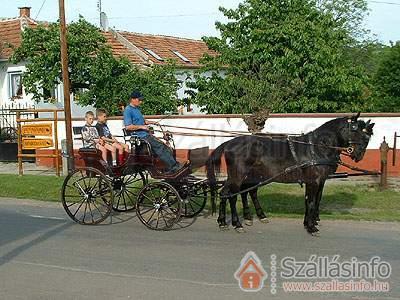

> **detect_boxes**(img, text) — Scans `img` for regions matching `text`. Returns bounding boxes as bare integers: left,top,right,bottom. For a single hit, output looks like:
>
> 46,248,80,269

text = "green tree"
77,57,179,115
187,0,368,113
11,17,179,115
372,42,400,112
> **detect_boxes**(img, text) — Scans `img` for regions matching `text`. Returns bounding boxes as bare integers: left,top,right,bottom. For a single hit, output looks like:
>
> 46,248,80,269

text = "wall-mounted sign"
22,138,53,149
21,124,52,136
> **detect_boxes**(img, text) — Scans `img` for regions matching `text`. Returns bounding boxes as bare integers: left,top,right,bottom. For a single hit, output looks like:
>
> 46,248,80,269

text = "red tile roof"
102,31,147,65
0,18,23,59
0,17,38,60
118,31,215,68
0,15,214,68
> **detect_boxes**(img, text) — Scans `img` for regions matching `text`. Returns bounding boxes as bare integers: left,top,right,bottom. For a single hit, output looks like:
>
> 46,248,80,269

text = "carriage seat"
72,126,103,158
122,128,153,156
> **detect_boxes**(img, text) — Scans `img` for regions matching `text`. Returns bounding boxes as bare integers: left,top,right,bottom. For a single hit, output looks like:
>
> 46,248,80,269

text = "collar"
129,104,140,109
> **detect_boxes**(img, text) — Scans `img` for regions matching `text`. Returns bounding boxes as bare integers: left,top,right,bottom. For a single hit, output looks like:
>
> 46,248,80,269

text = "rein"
288,139,354,155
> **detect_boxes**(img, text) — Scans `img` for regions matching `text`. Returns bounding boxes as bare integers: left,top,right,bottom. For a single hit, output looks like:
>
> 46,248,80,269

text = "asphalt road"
0,197,399,300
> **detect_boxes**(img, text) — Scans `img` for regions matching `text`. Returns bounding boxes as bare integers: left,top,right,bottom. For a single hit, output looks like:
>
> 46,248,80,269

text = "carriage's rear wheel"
181,183,207,218
136,182,182,230
112,171,146,212
61,167,113,225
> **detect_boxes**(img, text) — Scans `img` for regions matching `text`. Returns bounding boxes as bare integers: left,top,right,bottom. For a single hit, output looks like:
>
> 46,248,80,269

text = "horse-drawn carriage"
61,114,377,235
61,124,209,230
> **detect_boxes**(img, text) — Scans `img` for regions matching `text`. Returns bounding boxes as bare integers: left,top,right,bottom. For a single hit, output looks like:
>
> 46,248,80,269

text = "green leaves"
372,42,400,112
188,0,369,113
11,17,179,115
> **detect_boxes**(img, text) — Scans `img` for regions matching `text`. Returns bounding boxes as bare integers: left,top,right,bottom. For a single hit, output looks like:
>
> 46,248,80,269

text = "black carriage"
61,125,209,230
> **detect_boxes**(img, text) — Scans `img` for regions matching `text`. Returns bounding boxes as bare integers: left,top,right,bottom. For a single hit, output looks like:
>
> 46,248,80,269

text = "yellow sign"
22,138,54,149
22,123,53,136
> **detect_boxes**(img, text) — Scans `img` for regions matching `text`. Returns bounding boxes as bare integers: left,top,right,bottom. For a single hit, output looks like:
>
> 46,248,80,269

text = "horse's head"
342,114,375,162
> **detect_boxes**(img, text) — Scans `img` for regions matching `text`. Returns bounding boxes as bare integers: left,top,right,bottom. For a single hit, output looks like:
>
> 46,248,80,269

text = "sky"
2,0,400,43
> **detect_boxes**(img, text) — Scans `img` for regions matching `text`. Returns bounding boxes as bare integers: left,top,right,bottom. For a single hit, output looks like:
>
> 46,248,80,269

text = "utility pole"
59,0,74,172
97,0,102,27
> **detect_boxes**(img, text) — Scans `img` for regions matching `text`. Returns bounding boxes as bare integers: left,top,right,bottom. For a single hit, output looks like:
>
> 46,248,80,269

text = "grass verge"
0,174,399,221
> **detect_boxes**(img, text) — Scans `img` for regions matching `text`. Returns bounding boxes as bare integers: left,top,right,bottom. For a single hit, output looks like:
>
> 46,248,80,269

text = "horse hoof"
311,231,321,237
235,227,245,233
219,225,229,231
244,219,253,226
259,217,270,223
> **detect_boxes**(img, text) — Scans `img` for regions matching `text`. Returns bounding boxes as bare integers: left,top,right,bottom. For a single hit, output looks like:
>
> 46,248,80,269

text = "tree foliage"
187,0,369,114
372,42,400,112
11,17,179,115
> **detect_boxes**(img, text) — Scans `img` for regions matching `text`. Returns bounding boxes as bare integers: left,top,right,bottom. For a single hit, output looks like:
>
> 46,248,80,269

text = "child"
81,111,108,161
95,108,130,166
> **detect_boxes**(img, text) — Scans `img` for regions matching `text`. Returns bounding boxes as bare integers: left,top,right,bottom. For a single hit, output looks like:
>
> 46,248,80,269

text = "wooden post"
380,137,390,189
54,110,60,176
393,131,397,167
59,0,75,173
17,111,23,176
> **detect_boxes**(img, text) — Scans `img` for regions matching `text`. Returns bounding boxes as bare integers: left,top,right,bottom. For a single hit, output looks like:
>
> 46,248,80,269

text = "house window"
171,50,190,63
144,48,164,61
8,72,23,100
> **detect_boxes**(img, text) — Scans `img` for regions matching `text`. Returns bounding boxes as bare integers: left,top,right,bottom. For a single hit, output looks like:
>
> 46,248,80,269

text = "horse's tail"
206,142,227,215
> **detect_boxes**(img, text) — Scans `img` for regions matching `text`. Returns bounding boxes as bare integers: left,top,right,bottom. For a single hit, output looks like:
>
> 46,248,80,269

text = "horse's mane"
312,117,347,134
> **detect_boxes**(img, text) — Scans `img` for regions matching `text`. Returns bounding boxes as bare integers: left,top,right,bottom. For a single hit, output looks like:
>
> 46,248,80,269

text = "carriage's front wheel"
61,167,113,225
136,182,182,230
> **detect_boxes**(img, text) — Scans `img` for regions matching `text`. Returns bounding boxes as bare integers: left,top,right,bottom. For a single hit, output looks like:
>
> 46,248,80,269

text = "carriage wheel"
61,167,113,225
136,182,182,231
181,183,207,218
112,171,146,212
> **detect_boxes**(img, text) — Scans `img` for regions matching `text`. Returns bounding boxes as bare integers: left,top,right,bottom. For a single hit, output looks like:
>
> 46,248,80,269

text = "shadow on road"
0,210,72,267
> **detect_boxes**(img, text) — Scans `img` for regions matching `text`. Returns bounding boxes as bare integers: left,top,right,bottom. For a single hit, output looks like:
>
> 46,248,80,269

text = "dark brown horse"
207,115,374,235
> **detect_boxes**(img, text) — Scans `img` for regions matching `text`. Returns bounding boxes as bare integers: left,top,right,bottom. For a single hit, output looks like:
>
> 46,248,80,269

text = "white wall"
0,61,34,106
33,115,400,150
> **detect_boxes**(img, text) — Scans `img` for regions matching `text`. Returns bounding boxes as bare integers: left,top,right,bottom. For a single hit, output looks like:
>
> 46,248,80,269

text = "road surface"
0,198,399,300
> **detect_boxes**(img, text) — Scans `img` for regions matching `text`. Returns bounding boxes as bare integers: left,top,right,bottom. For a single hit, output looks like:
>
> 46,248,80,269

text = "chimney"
19,7,31,18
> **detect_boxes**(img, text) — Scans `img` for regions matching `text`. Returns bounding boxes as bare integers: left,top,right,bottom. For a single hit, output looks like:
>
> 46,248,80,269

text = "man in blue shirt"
124,91,183,174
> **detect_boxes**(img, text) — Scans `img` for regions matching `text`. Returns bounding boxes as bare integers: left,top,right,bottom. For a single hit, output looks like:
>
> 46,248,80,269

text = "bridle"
289,118,366,158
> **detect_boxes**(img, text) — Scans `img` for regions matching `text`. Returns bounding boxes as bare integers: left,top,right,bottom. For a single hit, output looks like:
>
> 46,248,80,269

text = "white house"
0,7,214,115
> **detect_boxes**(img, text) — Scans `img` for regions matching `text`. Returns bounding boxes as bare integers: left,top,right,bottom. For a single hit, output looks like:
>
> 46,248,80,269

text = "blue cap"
130,90,144,100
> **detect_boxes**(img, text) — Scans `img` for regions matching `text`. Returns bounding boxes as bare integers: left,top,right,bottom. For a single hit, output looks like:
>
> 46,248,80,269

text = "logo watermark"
234,251,268,292
235,252,391,294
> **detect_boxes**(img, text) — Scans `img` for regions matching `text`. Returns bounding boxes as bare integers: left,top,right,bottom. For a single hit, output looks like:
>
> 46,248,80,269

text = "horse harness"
223,120,359,198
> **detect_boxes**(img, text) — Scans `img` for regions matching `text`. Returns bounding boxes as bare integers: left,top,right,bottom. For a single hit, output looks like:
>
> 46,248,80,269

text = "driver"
123,91,184,174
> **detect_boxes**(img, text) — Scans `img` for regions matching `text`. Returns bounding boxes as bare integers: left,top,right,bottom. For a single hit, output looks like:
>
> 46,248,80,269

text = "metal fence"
0,102,35,129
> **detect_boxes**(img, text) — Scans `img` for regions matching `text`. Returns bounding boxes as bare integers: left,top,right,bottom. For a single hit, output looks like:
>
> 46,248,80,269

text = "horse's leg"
250,188,269,223
230,195,244,232
218,185,230,229
304,183,319,235
303,191,308,228
241,191,253,226
313,180,325,225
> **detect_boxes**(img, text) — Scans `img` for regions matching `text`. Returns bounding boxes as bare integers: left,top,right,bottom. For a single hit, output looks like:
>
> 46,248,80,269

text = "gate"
0,102,35,161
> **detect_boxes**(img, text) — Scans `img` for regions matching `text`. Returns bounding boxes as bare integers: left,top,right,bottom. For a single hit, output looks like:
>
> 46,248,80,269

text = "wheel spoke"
160,210,169,228
145,208,157,224
72,199,86,217
81,202,88,223
91,201,105,217
122,191,128,210
188,201,196,213
140,206,155,215
88,202,95,224
156,211,160,228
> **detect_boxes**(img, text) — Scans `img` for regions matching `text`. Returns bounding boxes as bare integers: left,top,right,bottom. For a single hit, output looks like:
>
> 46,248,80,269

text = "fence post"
16,111,23,176
379,137,390,189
